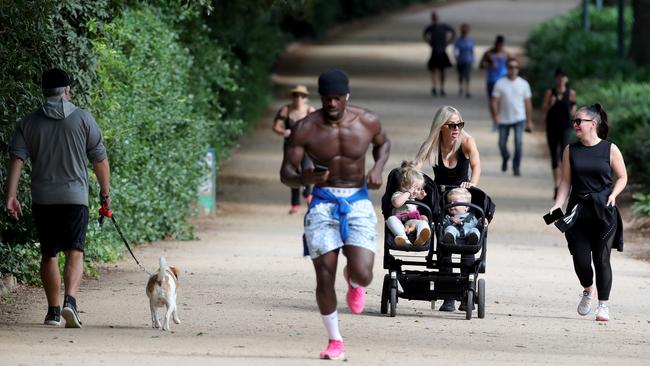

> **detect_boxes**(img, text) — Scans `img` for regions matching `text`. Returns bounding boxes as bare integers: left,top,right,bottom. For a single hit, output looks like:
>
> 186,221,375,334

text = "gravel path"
2,1,648,365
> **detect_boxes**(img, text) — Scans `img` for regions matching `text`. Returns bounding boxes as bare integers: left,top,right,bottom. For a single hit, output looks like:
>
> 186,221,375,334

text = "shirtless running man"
280,69,390,360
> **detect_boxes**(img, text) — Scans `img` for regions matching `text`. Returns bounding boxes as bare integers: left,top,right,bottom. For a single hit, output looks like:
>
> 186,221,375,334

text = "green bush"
88,4,210,249
525,6,640,101
632,193,650,218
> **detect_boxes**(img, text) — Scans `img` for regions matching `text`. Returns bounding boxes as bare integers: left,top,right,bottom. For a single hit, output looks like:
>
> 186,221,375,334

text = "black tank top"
546,88,572,132
569,140,612,195
433,147,469,185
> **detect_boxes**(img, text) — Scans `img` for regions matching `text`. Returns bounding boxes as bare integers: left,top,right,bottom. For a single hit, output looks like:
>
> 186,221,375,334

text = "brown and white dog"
146,256,180,331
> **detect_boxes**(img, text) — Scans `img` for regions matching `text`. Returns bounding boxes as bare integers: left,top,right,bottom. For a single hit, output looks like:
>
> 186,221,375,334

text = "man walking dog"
6,68,111,328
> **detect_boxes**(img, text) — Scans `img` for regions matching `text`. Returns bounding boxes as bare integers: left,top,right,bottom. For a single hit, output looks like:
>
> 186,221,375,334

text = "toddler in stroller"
442,187,481,246
385,161,432,247
380,171,495,319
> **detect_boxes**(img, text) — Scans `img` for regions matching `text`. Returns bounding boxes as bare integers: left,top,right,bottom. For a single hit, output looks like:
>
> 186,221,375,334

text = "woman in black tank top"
272,85,317,214
433,146,470,185
550,104,627,322
412,105,481,312
413,105,481,188
541,69,576,198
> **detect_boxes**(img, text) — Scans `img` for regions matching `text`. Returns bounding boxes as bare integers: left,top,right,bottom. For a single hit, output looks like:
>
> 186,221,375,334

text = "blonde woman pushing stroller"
386,162,431,247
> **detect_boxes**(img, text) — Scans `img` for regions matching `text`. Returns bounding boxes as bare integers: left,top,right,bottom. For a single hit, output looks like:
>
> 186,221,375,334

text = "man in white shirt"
490,58,533,176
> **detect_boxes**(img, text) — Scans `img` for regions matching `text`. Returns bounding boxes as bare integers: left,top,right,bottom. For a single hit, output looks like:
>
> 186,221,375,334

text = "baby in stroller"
442,188,481,246
385,161,431,247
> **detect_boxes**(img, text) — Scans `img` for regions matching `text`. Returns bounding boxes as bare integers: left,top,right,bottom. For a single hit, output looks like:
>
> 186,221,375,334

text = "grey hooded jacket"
9,96,107,206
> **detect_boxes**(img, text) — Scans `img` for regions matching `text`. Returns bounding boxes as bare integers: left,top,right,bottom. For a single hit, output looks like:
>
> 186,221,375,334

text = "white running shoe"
577,288,595,316
595,303,609,321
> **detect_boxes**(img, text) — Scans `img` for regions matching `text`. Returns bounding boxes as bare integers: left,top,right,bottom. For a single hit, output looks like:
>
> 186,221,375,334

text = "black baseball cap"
41,68,70,89
318,69,350,95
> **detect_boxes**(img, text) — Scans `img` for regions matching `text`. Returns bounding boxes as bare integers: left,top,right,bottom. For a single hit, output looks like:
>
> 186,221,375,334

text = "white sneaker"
595,303,609,321
577,288,595,316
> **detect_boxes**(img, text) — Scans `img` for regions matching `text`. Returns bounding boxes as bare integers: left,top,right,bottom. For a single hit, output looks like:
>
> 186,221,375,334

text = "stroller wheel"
465,290,474,320
477,278,485,319
380,274,390,315
389,286,397,317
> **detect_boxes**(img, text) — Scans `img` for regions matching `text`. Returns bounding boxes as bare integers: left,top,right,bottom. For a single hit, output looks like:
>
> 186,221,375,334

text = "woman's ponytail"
592,103,609,139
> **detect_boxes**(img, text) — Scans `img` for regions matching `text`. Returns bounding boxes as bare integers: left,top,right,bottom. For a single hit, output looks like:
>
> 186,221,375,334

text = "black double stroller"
379,168,495,320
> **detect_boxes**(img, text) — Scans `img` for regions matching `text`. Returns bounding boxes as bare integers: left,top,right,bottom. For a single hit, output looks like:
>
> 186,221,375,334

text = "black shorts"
427,52,452,71
33,204,89,258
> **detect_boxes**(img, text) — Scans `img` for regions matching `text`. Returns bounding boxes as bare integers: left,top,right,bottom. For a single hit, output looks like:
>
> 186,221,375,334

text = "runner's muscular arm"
280,122,328,188
280,142,305,188
365,113,390,190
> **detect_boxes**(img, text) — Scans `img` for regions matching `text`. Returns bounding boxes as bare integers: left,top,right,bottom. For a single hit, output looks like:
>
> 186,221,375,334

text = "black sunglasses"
507,64,519,69
571,118,595,126
444,122,465,130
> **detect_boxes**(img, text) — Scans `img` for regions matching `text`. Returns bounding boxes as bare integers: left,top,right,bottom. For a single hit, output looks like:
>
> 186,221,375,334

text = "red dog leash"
99,205,150,274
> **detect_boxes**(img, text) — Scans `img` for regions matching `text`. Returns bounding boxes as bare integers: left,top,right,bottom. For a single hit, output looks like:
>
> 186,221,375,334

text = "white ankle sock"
321,311,342,341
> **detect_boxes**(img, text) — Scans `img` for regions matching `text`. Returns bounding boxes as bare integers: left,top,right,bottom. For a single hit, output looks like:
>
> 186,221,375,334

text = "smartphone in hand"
313,164,329,173
543,208,564,225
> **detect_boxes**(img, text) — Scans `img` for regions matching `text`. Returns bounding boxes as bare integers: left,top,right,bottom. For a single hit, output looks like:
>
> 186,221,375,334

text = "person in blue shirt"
453,24,474,98
480,35,509,102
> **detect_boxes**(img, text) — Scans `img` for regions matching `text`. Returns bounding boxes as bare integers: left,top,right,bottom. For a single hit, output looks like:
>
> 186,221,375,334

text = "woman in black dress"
550,103,627,322
541,68,576,199
413,105,481,312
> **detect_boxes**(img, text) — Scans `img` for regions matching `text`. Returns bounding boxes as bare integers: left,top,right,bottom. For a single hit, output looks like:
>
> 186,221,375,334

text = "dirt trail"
2,1,649,365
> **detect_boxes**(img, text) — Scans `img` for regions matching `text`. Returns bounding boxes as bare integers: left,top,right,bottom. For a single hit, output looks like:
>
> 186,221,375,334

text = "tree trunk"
602,0,630,5
630,0,650,65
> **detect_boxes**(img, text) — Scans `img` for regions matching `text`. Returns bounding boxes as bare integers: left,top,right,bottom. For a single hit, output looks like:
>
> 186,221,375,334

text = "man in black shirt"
423,11,456,96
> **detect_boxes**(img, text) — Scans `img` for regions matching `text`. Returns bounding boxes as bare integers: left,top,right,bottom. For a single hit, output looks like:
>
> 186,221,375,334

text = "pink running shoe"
319,339,345,360
344,267,365,314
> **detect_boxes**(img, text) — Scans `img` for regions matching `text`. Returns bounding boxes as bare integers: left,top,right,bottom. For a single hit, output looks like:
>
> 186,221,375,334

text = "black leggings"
290,185,312,206
546,128,571,169
566,214,613,301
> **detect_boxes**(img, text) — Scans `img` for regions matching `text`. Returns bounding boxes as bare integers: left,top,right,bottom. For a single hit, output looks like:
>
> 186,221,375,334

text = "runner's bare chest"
307,111,374,165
